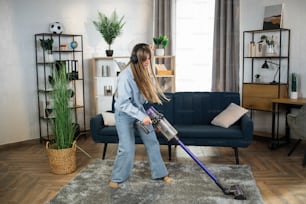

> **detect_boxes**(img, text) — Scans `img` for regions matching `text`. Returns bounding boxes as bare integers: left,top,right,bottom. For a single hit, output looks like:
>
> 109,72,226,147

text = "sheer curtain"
175,0,215,91
211,0,240,92
154,0,215,92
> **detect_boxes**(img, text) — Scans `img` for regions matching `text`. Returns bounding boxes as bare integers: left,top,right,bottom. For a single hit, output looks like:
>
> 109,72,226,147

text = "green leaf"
52,61,75,149
153,35,169,48
93,10,125,50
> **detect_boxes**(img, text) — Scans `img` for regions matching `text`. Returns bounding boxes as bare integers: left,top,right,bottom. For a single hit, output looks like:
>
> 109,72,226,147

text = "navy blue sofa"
90,92,253,164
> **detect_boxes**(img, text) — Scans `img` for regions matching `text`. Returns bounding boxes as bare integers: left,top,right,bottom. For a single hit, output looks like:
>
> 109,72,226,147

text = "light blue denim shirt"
114,65,147,121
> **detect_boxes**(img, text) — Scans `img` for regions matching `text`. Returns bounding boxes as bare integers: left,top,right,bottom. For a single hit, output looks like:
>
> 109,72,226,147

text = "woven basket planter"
46,141,77,175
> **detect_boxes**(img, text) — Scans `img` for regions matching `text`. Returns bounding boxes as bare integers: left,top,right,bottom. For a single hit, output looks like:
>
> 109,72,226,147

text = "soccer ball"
49,22,63,34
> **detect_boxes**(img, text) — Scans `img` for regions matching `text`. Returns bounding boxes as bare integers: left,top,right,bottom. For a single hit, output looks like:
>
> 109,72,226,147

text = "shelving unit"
35,33,86,142
242,28,290,111
92,55,176,114
92,56,129,113
242,28,290,137
154,55,176,92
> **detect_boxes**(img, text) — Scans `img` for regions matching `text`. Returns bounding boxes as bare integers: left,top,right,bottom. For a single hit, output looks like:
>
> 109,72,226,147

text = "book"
155,64,173,75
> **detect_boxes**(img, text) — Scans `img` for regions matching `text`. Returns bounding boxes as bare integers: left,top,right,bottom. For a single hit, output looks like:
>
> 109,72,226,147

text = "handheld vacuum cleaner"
137,106,247,200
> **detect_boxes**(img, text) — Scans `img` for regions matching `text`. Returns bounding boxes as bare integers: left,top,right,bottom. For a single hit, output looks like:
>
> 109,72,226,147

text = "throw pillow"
101,112,116,126
211,103,248,128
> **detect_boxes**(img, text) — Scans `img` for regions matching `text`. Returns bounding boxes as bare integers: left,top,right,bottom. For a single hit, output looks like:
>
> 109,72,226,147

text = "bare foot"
108,181,119,188
163,176,173,184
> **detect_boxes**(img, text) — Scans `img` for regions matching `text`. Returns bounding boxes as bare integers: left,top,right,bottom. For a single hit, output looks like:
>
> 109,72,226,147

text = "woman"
108,43,172,188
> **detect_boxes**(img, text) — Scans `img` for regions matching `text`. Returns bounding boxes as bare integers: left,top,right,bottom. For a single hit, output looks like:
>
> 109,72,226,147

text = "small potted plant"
93,10,125,57
260,35,275,55
40,38,54,62
254,74,261,83
153,35,169,56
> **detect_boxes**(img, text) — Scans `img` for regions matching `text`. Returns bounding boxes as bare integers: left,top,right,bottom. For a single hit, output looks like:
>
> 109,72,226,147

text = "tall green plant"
93,10,125,50
52,61,75,149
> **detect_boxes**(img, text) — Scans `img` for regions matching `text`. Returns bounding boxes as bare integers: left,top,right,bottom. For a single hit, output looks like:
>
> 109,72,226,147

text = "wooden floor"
0,134,306,204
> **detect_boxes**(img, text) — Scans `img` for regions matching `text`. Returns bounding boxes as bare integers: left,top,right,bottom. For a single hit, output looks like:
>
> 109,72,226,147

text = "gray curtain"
211,0,240,92
153,0,173,55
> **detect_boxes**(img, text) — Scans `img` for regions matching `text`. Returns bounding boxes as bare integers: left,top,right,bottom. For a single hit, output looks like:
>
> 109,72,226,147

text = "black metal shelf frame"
35,33,86,142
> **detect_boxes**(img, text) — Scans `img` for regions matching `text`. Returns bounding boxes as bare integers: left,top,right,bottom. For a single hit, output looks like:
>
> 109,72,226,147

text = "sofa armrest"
90,114,105,141
240,114,253,141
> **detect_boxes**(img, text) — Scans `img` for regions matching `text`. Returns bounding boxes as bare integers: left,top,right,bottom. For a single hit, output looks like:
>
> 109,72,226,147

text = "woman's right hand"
142,116,152,126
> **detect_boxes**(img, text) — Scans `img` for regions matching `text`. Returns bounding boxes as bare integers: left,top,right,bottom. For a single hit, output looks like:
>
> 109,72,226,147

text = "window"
175,0,215,91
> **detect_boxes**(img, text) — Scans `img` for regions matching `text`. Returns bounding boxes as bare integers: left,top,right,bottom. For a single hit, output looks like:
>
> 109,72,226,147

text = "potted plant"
93,10,125,57
40,38,54,62
254,74,261,83
153,35,169,56
260,35,275,55
45,61,77,174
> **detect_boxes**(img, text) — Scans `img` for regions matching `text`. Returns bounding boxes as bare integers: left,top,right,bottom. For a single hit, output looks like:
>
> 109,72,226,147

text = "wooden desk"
271,98,306,149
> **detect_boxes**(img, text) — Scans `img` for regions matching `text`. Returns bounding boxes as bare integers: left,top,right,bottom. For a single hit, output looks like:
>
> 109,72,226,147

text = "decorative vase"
265,45,275,55
290,73,298,99
155,48,165,56
46,141,77,174
106,50,113,57
45,51,54,62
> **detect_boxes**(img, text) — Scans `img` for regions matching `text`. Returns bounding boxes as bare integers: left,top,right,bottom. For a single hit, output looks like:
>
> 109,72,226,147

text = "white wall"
0,0,153,145
1,0,305,145
240,0,306,134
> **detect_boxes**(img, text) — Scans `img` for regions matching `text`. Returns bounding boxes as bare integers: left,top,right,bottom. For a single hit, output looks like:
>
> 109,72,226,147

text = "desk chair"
287,105,306,166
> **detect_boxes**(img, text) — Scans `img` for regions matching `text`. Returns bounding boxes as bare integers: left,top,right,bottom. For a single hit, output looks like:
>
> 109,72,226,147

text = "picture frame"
263,4,283,30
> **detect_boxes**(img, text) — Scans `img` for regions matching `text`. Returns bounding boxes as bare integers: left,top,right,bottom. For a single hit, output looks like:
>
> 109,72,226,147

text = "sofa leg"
168,145,172,161
102,143,108,160
288,139,302,156
233,147,239,164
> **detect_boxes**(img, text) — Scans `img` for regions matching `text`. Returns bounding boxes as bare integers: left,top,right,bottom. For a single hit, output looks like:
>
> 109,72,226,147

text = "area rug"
47,159,263,204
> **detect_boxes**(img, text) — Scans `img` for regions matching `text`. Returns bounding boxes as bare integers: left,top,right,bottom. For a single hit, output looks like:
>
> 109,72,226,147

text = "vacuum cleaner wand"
143,106,247,200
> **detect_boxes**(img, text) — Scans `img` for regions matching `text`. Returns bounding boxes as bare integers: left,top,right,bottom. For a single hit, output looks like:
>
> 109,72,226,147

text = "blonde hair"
130,43,168,104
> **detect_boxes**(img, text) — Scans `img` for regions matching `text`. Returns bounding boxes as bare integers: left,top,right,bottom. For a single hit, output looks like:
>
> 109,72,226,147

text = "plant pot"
265,45,275,56
106,50,113,57
155,48,165,56
45,51,54,62
46,141,77,174
290,91,298,99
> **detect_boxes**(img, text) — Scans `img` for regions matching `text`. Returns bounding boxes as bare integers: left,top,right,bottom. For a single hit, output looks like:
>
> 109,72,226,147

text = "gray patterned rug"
47,159,263,204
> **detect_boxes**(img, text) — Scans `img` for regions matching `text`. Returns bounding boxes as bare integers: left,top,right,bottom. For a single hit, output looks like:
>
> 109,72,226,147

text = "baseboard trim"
0,138,40,150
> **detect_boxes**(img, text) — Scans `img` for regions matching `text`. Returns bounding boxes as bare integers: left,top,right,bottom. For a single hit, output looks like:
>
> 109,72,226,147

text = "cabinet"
242,28,290,112
92,55,176,114
35,33,86,142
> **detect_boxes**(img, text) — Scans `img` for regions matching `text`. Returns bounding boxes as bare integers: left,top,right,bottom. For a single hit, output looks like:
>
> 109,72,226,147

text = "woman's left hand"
142,116,152,126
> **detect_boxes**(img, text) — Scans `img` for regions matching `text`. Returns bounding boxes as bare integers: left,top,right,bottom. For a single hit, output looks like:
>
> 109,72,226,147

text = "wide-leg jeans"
110,111,168,183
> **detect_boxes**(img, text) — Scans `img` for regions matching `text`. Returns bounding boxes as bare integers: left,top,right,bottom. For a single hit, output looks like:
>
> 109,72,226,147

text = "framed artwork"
263,4,283,30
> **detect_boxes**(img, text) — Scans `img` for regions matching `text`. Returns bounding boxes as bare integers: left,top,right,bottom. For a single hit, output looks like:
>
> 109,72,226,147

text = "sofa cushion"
174,125,245,147
173,92,241,125
98,126,118,136
211,103,248,128
175,125,243,139
101,112,116,126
